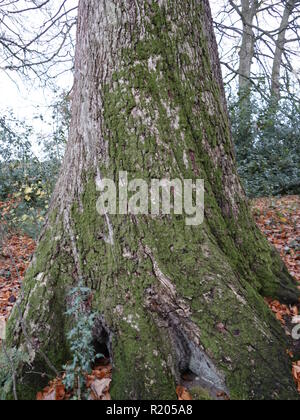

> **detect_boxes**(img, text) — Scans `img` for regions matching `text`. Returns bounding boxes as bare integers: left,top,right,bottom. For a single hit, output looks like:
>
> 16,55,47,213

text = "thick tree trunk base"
5,192,299,400
3,0,300,400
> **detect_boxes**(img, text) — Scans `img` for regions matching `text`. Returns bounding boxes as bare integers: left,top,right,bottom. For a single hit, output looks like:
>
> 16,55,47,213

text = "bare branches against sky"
0,0,78,82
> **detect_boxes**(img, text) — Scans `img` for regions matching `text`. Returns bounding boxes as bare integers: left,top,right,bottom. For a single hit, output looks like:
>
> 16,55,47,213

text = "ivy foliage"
229,89,300,198
0,92,70,238
0,347,30,400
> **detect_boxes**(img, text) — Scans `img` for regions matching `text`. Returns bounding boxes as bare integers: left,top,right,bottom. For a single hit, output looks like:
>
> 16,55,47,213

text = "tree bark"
5,0,300,400
238,0,258,95
271,0,296,101
232,0,259,153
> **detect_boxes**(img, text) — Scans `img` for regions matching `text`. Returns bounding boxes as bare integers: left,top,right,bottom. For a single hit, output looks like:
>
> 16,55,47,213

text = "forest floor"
0,196,300,399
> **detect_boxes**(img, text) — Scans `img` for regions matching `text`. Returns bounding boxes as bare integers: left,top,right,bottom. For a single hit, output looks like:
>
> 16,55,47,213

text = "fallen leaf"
176,386,193,401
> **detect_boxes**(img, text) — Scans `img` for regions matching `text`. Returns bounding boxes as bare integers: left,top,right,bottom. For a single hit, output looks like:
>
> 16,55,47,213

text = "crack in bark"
142,244,228,396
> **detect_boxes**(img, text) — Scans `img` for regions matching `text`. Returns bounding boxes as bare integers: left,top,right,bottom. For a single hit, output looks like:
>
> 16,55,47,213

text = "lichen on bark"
3,0,300,400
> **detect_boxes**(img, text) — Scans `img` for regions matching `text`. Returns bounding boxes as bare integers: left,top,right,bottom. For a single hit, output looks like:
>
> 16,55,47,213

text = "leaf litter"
252,196,300,394
36,360,112,401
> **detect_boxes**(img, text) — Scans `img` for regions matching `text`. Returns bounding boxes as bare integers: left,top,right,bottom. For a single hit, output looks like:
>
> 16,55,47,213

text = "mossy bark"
4,0,300,400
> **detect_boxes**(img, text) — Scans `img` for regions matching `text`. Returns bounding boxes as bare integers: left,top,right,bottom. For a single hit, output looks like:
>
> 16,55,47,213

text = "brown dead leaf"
176,386,193,401
55,384,66,401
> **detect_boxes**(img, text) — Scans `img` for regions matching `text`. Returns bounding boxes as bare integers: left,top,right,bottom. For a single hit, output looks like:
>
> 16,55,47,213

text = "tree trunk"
238,0,257,95
236,0,258,154
5,0,300,400
271,0,296,101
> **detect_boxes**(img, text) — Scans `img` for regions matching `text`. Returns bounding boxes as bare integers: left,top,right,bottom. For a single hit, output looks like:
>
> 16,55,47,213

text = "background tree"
4,0,300,400
212,0,300,197
213,0,300,98
271,0,298,101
